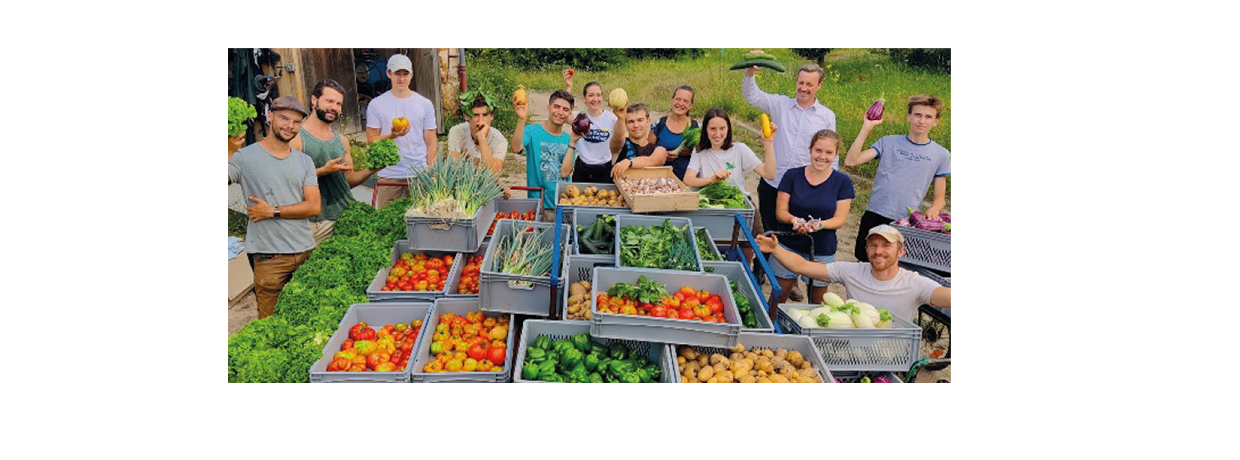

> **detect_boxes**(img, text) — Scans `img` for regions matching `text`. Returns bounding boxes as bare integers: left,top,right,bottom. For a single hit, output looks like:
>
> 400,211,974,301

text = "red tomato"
487,346,507,365
650,306,668,317
678,308,695,320
443,255,455,266
707,298,723,314
468,343,487,361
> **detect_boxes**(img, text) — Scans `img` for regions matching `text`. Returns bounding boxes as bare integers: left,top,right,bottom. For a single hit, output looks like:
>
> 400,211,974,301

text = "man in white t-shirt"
365,53,439,209
755,224,950,322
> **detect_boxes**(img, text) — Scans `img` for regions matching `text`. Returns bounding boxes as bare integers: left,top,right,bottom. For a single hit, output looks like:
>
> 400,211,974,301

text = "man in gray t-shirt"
756,225,950,323
844,94,950,262
227,96,321,319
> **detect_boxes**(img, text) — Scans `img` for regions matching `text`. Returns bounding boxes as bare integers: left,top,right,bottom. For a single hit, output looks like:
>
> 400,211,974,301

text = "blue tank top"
652,116,698,181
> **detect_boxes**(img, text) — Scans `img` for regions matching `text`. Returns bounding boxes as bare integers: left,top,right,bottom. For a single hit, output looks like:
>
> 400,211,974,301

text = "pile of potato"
676,343,823,383
559,185,626,207
566,280,592,320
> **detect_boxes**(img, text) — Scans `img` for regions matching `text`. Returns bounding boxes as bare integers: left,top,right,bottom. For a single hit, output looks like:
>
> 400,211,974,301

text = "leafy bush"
623,48,704,60
790,48,833,67
442,65,521,135
883,48,950,72
468,48,627,71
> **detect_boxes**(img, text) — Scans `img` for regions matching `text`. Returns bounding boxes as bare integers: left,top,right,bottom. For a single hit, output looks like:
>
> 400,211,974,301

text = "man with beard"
754,225,949,323
292,79,386,243
227,96,321,319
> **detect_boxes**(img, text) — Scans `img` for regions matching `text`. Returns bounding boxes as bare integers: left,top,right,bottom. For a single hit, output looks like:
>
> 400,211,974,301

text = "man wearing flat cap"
228,96,321,319
755,225,950,323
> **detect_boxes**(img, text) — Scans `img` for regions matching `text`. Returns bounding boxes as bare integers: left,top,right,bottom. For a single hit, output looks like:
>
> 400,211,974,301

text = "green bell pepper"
545,350,559,365
644,364,661,382
605,372,619,383
568,363,588,383
538,359,557,376
636,367,651,383
590,341,608,356
571,333,591,353
535,336,551,351
522,362,540,381
560,348,583,369
589,372,604,383
543,374,564,383
608,360,632,376
527,347,546,362
553,340,574,354
609,343,628,361
620,371,641,383
584,353,601,372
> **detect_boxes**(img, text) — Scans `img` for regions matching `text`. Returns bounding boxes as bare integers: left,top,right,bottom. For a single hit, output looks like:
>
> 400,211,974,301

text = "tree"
790,48,833,68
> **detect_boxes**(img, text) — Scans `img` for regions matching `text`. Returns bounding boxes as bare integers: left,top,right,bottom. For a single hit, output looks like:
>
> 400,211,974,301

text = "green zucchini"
744,53,777,61
729,58,786,73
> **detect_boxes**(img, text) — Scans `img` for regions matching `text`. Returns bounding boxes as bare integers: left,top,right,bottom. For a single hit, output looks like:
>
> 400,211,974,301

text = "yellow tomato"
445,359,463,372
463,358,478,372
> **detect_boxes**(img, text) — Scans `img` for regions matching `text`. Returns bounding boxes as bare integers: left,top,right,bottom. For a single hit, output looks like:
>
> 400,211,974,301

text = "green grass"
469,48,950,205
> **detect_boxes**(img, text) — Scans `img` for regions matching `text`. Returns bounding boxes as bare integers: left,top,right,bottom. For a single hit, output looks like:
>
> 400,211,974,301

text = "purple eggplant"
866,99,886,121
893,218,911,227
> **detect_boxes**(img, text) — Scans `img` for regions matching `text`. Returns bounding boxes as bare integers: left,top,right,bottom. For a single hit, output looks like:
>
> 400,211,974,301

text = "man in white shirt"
366,53,439,208
446,91,507,175
755,225,950,323
743,61,836,300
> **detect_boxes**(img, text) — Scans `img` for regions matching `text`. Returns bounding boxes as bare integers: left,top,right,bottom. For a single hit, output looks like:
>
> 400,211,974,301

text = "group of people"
227,52,952,325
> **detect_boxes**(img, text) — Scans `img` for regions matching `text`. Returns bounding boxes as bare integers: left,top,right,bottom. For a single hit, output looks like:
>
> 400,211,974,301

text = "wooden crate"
613,167,699,213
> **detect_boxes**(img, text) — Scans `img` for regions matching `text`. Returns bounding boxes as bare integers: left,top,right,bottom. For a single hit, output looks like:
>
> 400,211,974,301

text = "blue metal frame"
719,213,783,333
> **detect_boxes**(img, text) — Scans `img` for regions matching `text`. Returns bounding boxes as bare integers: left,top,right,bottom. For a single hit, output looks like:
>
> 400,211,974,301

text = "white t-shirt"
366,90,437,179
446,123,507,161
686,143,763,192
825,262,940,322
572,110,619,165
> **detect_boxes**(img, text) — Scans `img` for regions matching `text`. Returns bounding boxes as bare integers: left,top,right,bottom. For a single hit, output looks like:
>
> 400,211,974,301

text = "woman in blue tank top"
650,85,698,180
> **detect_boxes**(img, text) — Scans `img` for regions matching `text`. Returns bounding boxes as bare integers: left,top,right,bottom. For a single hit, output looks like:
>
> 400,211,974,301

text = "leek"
405,151,504,219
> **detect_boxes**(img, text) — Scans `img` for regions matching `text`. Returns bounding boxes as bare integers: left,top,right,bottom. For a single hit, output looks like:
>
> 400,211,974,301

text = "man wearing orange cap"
755,224,950,322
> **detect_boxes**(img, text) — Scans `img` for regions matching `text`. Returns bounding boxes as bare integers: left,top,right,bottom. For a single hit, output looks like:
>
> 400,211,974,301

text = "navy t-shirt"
777,167,856,256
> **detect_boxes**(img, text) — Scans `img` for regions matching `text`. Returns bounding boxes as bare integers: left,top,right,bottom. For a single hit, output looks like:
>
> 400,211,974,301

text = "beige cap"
867,225,905,245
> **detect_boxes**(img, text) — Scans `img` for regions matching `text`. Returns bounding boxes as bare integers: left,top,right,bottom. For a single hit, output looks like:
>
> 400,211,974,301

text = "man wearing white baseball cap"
366,53,439,208
755,224,950,322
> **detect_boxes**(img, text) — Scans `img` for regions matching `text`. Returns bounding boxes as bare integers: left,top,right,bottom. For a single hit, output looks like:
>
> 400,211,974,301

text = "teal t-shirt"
521,124,571,209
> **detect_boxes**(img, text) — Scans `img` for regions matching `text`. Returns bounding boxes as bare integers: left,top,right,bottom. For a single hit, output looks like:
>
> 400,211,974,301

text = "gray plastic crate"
667,332,835,383
589,267,741,349
478,220,569,316
831,370,904,383
694,227,723,262
560,255,615,322
512,320,675,383
700,261,773,333
366,240,462,302
404,199,496,253
309,302,435,383
554,182,628,216
775,303,922,372
483,198,541,243
663,193,756,241
444,242,489,298
893,225,950,274
409,298,516,383
572,208,629,255
615,214,701,272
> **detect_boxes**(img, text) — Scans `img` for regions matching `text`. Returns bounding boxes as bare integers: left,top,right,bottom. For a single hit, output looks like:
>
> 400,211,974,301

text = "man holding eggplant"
756,225,950,324
843,94,950,263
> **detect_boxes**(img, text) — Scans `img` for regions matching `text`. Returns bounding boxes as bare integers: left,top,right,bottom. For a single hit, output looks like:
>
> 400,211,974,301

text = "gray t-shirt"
866,135,951,220
227,143,318,254
825,262,940,322
446,123,508,161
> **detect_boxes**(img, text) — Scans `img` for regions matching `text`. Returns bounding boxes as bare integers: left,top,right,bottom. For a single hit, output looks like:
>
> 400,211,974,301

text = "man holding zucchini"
743,61,837,301
756,225,950,323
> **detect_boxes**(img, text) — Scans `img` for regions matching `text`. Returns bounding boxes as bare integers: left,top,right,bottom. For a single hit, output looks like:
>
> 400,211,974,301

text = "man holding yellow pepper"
365,53,439,209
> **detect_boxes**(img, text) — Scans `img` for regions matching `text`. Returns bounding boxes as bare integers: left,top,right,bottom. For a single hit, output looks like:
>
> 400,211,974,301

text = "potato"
682,368,696,382
729,352,744,361
697,355,709,368
730,361,751,375
756,377,772,383
799,368,818,381
756,370,768,378
697,366,714,382
757,360,773,374
681,347,698,360
732,343,746,353
744,352,758,361
772,357,788,371
567,185,580,197
775,348,788,359
761,349,774,358
786,350,804,367
584,310,591,319
685,362,699,374
737,375,756,383
748,370,758,378
706,377,719,383
780,366,798,380
769,374,789,383
799,360,812,370
568,305,580,314
681,376,690,383
709,354,728,366
677,356,687,366
717,370,734,383
713,362,728,374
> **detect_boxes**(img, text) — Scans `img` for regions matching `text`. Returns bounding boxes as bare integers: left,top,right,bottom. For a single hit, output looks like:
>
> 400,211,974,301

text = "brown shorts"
250,250,312,319
374,180,410,209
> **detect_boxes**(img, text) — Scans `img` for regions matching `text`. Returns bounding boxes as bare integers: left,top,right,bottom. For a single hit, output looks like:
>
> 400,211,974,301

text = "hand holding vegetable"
246,196,274,222
754,234,779,253
861,116,883,131
712,169,732,182
764,121,779,141
513,102,528,121
228,133,246,155
562,68,574,90
391,121,411,138
745,66,759,78
924,205,944,222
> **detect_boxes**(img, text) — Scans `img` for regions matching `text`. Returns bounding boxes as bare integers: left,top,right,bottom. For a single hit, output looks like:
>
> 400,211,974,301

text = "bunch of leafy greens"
228,97,257,136
619,219,698,271
694,228,721,261
698,181,747,209
365,139,401,169
228,198,415,382
606,275,670,304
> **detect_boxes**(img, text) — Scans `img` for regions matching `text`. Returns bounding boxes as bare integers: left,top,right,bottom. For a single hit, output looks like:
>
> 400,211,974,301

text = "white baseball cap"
387,54,413,72
867,225,905,245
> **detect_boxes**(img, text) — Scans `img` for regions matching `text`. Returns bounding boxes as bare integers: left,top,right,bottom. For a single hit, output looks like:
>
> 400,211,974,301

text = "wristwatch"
273,207,281,219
